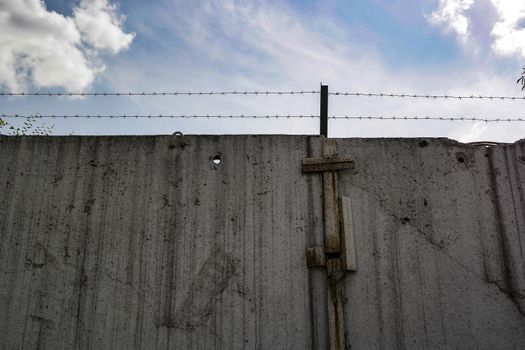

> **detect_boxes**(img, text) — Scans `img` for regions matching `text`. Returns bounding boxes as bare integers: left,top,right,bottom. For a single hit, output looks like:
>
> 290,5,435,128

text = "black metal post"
320,85,328,137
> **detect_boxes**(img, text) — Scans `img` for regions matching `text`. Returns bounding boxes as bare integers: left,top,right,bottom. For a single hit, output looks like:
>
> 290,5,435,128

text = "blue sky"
1,0,525,141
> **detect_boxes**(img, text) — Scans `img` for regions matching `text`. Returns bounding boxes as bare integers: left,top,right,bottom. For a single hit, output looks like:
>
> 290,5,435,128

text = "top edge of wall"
0,135,523,146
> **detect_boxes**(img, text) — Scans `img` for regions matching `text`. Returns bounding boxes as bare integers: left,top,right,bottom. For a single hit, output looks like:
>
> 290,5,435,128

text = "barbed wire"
330,92,525,100
0,114,318,119
3,89,525,101
2,114,525,122
0,90,319,97
329,115,525,122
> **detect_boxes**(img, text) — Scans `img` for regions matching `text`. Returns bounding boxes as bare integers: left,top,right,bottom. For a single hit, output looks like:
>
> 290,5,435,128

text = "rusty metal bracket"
302,155,353,173
306,246,326,267
302,139,356,270
302,138,356,350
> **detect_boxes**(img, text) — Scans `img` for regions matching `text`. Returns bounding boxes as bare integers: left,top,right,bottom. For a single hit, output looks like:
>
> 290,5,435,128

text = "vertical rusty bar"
323,172,340,254
303,138,351,349
327,258,345,350
322,139,340,254
321,139,345,350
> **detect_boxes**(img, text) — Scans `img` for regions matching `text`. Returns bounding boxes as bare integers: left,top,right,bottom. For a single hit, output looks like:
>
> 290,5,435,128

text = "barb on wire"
0,90,319,97
329,115,525,122
330,92,525,101
1,114,319,119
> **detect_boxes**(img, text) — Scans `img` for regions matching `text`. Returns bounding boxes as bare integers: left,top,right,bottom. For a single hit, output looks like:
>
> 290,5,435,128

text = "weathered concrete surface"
328,138,525,350
0,136,324,350
0,135,524,349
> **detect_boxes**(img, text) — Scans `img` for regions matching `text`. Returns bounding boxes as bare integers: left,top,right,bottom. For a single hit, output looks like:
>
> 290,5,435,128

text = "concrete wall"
0,135,523,349
331,138,525,349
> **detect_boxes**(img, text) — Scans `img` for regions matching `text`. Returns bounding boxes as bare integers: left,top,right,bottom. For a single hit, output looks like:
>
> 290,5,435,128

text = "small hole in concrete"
455,151,467,164
212,155,221,165
419,140,428,148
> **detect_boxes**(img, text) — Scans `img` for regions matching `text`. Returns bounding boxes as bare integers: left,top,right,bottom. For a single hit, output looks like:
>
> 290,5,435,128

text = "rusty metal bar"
302,155,354,173
327,258,345,350
322,139,345,350
303,138,352,350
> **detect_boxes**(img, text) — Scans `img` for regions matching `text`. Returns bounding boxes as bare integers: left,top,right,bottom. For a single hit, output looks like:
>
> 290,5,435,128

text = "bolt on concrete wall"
0,135,523,350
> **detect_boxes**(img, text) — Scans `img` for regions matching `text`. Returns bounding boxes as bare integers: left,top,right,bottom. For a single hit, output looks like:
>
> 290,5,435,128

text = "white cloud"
74,0,135,54
428,0,475,42
490,0,525,59
0,0,134,92
428,0,525,60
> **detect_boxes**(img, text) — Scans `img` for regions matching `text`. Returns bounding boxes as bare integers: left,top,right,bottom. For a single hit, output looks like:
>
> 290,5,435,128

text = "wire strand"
2,90,524,100
0,90,319,97
329,115,525,122
330,92,525,100
0,114,318,119
2,114,525,122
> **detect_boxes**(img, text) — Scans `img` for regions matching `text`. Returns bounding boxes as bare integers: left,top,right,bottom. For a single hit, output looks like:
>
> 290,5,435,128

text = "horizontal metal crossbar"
302,155,354,172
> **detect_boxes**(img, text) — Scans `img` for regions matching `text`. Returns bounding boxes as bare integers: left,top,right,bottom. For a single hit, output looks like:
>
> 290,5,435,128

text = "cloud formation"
74,0,135,54
1,0,521,141
105,0,523,142
0,0,134,92
429,0,525,60
491,0,525,59
428,0,474,43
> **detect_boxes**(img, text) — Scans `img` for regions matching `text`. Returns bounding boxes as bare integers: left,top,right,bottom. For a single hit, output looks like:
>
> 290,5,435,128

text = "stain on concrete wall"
168,246,237,331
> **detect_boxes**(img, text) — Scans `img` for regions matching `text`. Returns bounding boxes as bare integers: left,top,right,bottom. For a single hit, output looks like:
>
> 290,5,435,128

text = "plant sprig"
0,116,54,136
